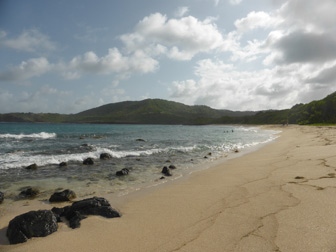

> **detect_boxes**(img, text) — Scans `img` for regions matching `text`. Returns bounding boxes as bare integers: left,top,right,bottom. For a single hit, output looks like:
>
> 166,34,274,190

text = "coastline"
1,125,336,251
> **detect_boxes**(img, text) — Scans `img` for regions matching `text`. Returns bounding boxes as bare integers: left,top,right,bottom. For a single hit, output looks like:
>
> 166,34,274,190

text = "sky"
1,0,336,113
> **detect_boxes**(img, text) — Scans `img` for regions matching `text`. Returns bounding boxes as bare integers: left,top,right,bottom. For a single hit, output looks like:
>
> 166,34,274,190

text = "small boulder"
116,168,129,176
162,166,172,176
19,187,40,199
59,162,67,167
136,139,145,142
100,153,112,160
6,210,58,244
25,163,38,170
49,189,77,203
0,191,4,204
169,165,176,169
83,158,94,165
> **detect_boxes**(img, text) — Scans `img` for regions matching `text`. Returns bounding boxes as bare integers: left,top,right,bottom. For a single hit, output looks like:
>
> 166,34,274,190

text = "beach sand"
1,125,336,252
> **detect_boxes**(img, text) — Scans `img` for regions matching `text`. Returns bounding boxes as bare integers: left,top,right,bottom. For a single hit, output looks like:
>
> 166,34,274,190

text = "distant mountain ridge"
72,99,256,124
1,92,336,125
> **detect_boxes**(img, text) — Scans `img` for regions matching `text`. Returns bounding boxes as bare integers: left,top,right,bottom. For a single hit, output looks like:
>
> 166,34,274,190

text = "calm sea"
0,123,279,201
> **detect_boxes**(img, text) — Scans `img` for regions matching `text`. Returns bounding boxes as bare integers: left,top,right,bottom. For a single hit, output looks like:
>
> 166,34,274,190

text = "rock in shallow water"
25,163,38,170
6,210,58,244
83,158,94,165
18,187,40,199
100,153,112,160
0,191,4,204
162,166,172,176
116,168,129,176
169,165,176,169
59,162,67,167
49,189,76,202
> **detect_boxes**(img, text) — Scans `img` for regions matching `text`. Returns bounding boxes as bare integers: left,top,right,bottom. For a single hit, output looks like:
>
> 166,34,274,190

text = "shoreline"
0,125,276,210
2,125,336,251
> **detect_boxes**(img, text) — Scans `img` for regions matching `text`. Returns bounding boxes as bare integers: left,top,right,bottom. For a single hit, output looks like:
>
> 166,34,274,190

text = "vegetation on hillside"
1,92,336,125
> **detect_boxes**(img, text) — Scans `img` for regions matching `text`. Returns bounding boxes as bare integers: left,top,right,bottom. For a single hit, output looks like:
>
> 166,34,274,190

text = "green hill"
216,91,336,125
1,92,336,125
71,99,255,124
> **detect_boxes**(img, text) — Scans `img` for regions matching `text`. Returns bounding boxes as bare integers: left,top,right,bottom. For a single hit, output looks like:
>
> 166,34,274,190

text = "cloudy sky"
1,0,336,113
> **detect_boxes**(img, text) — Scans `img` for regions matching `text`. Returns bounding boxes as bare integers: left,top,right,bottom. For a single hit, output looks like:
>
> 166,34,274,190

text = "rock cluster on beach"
6,197,121,244
52,197,121,229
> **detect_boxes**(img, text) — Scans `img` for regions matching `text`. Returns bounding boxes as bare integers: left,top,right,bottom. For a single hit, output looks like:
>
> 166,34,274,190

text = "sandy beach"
1,125,336,252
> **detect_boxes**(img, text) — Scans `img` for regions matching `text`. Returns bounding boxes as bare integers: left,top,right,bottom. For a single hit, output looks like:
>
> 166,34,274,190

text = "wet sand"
1,125,336,252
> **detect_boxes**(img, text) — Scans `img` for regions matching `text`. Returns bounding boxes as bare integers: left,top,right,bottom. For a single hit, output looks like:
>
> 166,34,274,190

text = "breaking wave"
0,132,56,140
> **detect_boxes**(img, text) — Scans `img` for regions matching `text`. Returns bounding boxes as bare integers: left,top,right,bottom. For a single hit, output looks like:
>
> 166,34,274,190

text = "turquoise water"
0,123,278,199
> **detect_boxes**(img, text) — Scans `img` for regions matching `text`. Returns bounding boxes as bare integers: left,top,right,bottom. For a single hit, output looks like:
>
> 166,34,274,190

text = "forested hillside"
1,92,336,125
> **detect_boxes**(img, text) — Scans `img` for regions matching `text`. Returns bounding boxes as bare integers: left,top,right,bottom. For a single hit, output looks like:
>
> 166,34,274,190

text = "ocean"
0,123,279,201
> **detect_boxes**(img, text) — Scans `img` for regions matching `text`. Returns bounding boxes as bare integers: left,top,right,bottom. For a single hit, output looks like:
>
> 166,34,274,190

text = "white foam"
0,132,56,139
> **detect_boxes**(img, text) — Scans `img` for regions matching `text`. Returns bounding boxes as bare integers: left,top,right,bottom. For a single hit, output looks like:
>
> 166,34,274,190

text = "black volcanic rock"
70,197,120,218
83,158,94,165
25,163,38,170
19,187,40,199
6,210,58,244
59,162,67,167
0,191,4,204
51,197,121,229
49,189,77,202
116,168,129,176
162,166,172,176
100,153,112,160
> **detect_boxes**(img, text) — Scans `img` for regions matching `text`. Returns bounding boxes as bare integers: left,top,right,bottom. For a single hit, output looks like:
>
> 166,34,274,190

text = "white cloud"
120,13,225,60
66,48,159,78
0,47,158,83
260,0,336,68
279,0,336,33
0,57,52,81
0,29,56,52
170,58,334,111
265,31,336,65
174,6,189,17
234,11,282,32
229,0,242,5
